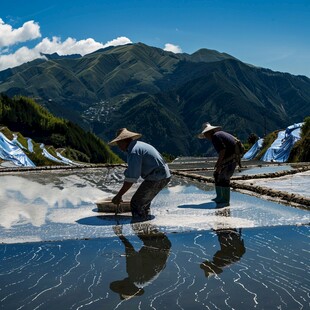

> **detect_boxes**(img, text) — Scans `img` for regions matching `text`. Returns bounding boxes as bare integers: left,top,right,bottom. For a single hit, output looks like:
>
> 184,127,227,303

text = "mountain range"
0,42,309,156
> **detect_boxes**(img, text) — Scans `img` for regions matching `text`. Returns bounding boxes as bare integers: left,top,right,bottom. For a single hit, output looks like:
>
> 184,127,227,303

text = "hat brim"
198,126,221,139
197,133,206,139
108,133,142,146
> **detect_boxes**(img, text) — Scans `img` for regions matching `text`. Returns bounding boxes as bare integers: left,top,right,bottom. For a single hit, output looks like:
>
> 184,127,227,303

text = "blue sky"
0,0,309,77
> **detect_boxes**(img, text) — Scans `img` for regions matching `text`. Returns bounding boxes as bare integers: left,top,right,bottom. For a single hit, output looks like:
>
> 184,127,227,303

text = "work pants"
131,177,171,219
214,162,237,187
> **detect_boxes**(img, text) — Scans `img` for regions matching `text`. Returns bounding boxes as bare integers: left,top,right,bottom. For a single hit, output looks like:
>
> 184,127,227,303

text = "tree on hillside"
0,94,121,164
288,116,310,162
247,133,259,146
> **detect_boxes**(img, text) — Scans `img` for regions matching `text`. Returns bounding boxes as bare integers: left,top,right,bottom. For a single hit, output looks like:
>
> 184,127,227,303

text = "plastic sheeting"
56,152,81,166
0,132,35,167
27,138,34,153
40,144,80,165
0,132,78,167
12,134,27,150
243,138,264,160
40,144,65,164
261,123,303,162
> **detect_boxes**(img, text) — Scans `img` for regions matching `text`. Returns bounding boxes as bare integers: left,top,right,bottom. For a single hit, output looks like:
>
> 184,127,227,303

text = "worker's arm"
112,181,133,204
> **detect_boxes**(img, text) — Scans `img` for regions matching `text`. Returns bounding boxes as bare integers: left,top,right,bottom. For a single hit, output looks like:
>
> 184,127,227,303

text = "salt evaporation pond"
0,168,309,309
235,164,293,175
181,163,294,178
240,170,310,198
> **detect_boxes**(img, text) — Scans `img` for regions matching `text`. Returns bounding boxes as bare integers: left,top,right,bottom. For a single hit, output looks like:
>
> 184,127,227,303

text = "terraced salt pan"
240,170,310,198
0,169,309,244
235,164,293,176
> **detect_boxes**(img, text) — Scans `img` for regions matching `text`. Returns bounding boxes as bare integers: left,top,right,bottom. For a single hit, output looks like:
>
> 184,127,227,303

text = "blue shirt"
124,140,171,183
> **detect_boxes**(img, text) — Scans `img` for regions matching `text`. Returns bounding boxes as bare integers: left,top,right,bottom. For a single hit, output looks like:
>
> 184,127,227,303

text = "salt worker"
198,122,238,206
108,128,171,221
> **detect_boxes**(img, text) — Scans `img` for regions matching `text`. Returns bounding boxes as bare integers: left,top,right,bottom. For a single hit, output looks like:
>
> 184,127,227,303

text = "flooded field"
0,167,309,309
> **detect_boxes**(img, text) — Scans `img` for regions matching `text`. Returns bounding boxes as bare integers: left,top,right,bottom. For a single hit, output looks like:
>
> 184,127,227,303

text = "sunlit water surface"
0,168,309,309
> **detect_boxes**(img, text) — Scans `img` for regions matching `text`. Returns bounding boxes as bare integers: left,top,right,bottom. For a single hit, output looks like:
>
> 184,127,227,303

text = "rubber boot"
212,186,223,202
216,187,230,207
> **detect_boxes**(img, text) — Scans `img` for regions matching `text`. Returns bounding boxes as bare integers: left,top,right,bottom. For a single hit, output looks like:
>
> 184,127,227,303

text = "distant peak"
190,48,236,63
40,52,81,60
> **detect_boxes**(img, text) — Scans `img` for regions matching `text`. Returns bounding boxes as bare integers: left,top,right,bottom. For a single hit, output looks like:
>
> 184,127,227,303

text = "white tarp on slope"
261,123,303,162
243,138,264,160
40,144,79,166
56,152,81,166
1,133,79,167
0,132,35,167
27,138,34,152
40,144,65,164
12,134,27,150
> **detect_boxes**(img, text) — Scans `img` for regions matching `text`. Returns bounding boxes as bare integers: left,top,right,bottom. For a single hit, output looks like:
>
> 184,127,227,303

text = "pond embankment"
172,164,310,210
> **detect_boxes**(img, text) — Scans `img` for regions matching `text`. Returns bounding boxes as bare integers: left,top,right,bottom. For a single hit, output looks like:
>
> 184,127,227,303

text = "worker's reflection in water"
110,223,171,300
200,207,246,277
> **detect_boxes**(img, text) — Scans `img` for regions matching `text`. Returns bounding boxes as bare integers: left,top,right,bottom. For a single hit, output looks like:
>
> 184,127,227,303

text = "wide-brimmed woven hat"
197,122,222,139
108,128,142,145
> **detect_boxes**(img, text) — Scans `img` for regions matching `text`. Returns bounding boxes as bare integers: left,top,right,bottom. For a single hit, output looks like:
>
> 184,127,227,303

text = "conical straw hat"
108,128,142,145
197,122,222,139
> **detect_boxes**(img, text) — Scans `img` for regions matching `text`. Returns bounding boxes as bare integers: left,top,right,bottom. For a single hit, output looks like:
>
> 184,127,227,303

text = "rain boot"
212,186,223,202
216,187,230,207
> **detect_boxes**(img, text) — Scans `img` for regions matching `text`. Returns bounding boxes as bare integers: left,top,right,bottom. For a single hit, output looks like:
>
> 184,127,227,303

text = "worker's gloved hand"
112,194,123,205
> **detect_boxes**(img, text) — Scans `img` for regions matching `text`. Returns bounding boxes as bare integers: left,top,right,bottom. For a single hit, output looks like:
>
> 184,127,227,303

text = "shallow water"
0,225,309,310
188,164,294,178
235,164,293,175
0,169,309,243
241,170,310,197
0,168,309,309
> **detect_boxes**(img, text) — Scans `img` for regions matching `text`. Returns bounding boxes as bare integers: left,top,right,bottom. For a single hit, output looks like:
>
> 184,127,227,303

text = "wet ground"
0,166,309,309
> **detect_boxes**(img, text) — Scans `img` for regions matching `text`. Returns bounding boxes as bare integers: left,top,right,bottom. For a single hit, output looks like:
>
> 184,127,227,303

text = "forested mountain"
0,42,309,156
0,95,121,164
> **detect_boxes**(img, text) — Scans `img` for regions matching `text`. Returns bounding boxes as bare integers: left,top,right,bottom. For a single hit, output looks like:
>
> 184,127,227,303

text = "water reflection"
110,223,171,300
200,206,246,277
0,172,117,229
200,228,245,277
1,169,309,244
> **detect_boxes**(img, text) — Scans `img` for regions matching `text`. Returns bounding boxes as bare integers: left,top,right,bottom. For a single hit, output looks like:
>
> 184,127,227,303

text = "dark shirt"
212,131,236,159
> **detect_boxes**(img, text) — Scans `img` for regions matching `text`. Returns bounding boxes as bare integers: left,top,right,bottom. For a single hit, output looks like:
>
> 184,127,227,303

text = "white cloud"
0,46,45,71
102,36,132,49
35,36,103,56
35,36,132,56
164,43,182,53
0,18,41,47
0,18,132,71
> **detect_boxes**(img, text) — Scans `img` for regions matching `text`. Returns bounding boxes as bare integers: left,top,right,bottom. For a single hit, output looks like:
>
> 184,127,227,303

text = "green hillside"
289,116,310,162
0,43,310,156
0,94,121,165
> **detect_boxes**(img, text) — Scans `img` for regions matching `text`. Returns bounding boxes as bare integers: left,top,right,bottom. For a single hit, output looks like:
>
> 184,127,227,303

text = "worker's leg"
214,162,236,206
212,185,223,202
131,178,170,220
